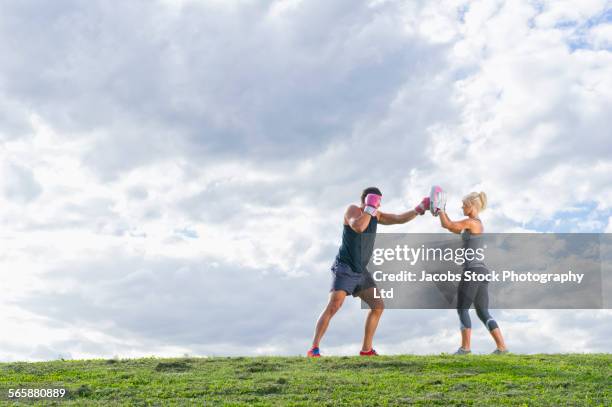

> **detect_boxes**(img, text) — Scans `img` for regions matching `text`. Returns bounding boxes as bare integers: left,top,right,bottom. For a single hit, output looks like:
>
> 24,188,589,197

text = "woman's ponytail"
479,191,487,211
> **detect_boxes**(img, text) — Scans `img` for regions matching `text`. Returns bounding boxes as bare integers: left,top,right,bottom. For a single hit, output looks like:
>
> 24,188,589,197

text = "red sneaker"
307,346,321,358
359,348,378,356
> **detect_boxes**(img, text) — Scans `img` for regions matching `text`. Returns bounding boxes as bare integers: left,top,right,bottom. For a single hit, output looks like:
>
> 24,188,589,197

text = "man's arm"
346,205,373,233
439,212,477,234
377,210,418,225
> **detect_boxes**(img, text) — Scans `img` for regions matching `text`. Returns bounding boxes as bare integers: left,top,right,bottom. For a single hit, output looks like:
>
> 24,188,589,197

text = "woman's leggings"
456,270,499,331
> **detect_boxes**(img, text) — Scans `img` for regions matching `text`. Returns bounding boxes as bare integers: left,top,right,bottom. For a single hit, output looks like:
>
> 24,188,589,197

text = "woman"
436,191,508,355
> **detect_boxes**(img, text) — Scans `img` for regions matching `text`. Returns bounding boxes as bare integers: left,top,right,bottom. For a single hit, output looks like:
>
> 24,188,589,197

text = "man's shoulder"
345,204,362,217
343,204,362,224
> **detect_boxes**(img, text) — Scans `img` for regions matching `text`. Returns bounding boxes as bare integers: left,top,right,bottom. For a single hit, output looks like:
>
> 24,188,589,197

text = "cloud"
412,0,612,228
0,161,42,203
7,250,339,358
1,0,453,181
10,248,611,359
588,22,612,49
0,0,611,360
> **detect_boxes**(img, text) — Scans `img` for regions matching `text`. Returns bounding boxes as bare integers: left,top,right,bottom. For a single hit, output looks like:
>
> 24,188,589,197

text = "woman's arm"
439,211,478,234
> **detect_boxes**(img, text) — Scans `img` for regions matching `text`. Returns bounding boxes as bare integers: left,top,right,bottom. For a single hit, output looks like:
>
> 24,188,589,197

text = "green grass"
0,354,610,406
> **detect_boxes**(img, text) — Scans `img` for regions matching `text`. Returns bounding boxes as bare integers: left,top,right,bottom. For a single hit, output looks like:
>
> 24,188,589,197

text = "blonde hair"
463,191,487,212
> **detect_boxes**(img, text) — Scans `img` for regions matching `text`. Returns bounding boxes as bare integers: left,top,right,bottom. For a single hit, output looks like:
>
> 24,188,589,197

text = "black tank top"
461,218,487,270
335,214,378,274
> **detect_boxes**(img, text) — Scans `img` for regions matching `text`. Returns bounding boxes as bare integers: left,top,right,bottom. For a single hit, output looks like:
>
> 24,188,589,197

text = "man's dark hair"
361,187,382,203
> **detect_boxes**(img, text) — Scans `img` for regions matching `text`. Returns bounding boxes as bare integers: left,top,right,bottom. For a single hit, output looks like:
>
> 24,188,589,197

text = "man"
307,187,430,357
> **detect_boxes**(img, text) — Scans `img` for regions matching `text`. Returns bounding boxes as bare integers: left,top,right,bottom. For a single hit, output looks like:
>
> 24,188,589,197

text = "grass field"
0,354,610,406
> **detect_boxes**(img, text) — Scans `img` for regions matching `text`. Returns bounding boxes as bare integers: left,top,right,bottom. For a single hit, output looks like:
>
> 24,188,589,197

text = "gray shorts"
330,260,377,297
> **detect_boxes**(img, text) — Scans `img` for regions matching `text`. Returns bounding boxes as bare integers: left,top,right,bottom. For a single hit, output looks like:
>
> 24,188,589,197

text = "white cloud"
0,0,610,360
418,0,612,228
588,23,612,49
534,0,608,29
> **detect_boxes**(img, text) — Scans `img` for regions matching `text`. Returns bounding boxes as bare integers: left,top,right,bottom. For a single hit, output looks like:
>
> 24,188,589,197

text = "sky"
0,0,611,361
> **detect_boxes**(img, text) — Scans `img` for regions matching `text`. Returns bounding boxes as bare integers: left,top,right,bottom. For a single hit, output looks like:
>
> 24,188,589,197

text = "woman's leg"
474,282,507,351
456,279,476,350
459,325,472,350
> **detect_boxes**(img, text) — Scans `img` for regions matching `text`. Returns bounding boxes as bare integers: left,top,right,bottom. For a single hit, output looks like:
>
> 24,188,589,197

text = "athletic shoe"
491,349,509,355
453,347,471,355
359,349,378,356
307,347,321,358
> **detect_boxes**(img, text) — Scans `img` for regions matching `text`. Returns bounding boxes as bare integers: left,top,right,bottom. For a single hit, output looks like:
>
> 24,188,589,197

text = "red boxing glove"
414,197,430,215
364,193,381,216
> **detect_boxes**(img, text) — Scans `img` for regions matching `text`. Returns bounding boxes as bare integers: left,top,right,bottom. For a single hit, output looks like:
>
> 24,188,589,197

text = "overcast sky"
0,0,611,361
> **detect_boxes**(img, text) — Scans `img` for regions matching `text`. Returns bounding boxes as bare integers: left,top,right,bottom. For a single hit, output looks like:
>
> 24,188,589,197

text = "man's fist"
364,193,381,216
414,197,430,215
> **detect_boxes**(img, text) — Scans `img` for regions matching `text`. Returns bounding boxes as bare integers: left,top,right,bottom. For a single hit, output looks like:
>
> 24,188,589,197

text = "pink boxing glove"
414,197,430,215
364,193,381,216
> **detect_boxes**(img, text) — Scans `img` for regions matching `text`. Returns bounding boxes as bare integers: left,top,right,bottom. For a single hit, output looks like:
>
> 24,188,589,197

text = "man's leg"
357,287,384,352
311,290,347,348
